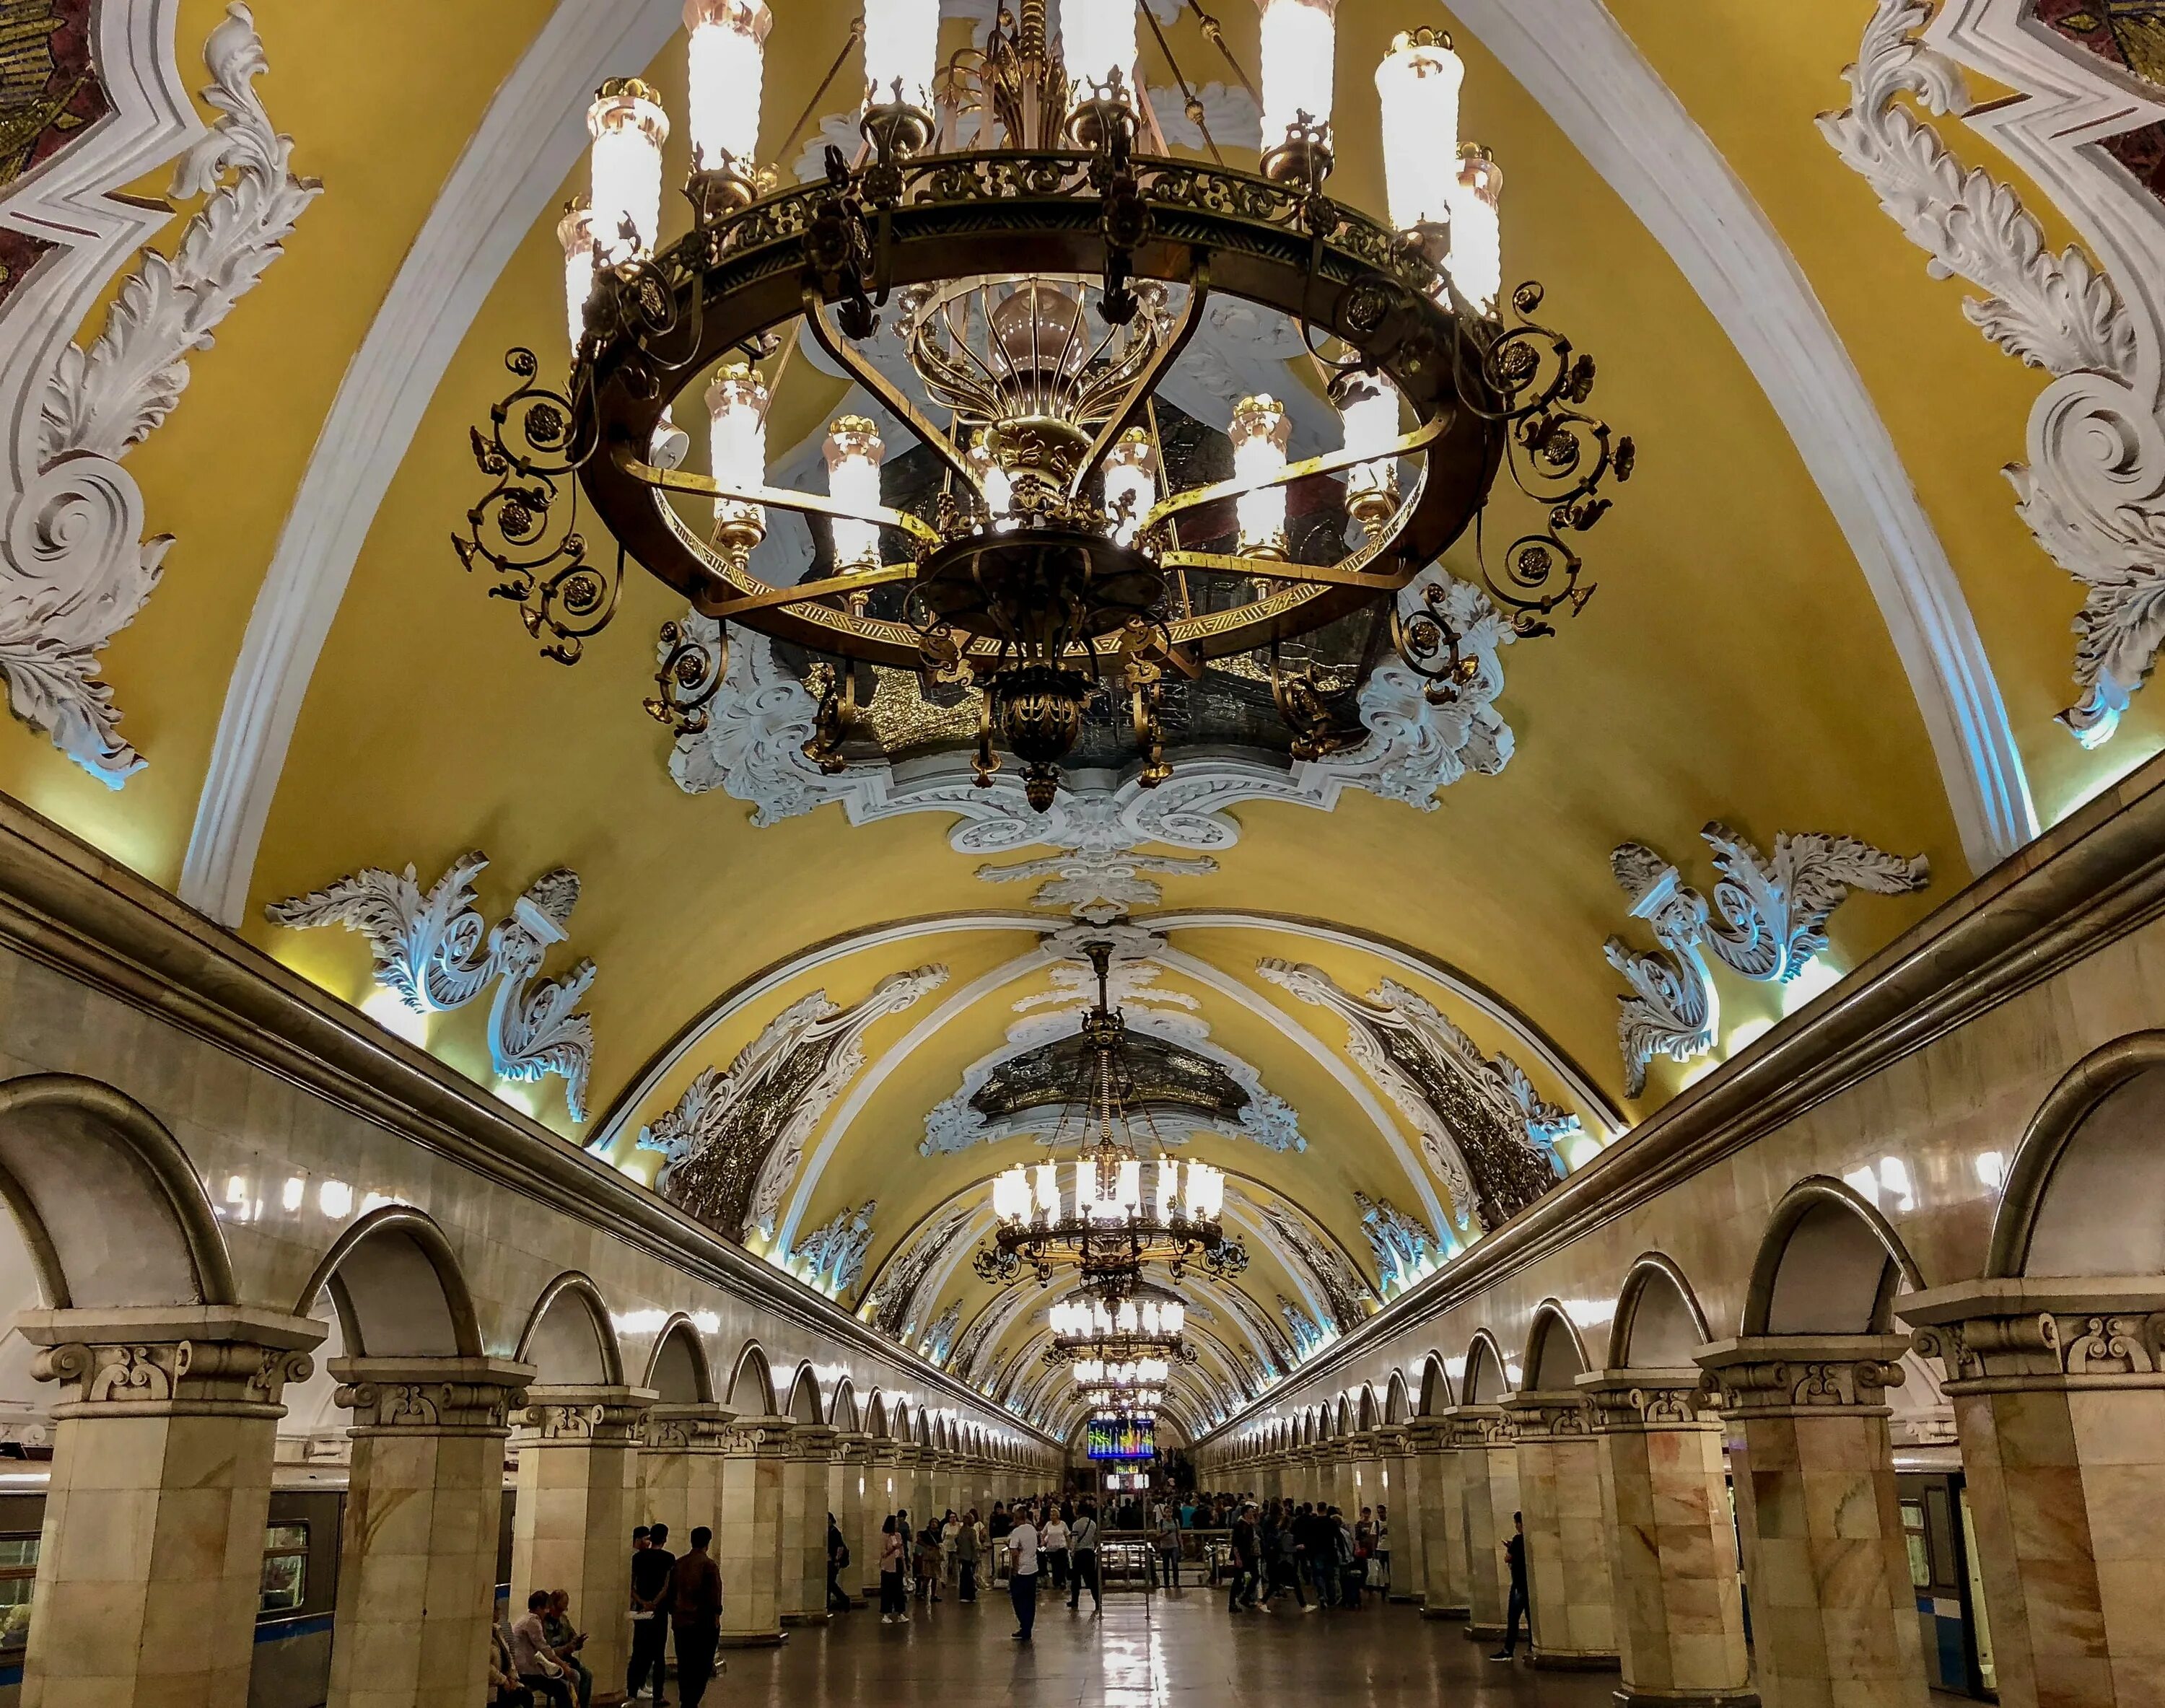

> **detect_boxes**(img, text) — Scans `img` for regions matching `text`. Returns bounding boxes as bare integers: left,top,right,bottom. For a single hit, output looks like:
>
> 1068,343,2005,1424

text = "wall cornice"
1197,753,2165,1443
0,795,1054,1449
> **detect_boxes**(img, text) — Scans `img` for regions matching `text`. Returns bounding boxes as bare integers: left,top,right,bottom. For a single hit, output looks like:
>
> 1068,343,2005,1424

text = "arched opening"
1461,1330,1512,1404
515,1274,624,1386
725,1342,777,1414
1384,1369,1410,1424
1522,1302,1590,1391
1607,1253,1711,1369
1992,1039,2165,1278
1744,1178,1923,1337
784,1363,823,1425
865,1390,889,1439
642,1315,714,1404
294,1205,481,1359
1417,1352,1452,1414
1331,1394,1351,1436
1356,1385,1378,1430
829,1376,860,1431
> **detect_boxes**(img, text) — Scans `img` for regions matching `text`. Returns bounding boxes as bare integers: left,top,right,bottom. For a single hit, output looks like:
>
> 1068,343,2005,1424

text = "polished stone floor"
707,1585,1622,1707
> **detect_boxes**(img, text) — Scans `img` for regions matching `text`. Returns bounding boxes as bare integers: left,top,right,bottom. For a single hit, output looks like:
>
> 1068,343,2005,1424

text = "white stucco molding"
1448,0,2034,871
178,0,683,922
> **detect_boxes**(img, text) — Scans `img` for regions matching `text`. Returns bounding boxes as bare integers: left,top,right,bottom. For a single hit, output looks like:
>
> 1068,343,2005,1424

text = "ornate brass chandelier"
1045,1280,1200,1368
972,941,1248,1285
457,0,1631,811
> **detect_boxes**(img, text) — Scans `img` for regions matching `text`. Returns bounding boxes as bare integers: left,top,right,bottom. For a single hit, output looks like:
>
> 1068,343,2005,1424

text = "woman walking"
878,1515,909,1624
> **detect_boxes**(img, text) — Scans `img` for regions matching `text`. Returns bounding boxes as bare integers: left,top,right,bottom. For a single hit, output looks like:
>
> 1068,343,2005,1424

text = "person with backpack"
826,1512,852,1611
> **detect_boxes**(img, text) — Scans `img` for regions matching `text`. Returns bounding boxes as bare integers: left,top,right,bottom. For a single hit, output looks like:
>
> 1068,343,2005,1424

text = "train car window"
261,1522,310,1613
0,1533,37,1649
1899,1499,1931,1590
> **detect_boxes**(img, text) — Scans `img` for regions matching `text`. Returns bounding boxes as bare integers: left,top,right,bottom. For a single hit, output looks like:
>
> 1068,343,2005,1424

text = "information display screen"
1086,1416,1155,1461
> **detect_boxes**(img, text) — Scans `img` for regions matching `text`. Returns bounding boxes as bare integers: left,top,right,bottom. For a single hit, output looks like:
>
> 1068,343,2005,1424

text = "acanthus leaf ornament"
2,2,319,785
1819,0,2165,747
1603,823,1928,1095
265,852,598,1120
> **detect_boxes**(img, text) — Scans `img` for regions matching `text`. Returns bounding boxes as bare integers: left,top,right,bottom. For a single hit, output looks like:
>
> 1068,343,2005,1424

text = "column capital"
644,1400,736,1450
1347,1429,1381,1460
1694,1333,1910,1417
514,1383,657,1445
833,1429,875,1461
1499,1388,1594,1440
329,1354,534,1435
893,1441,924,1466
723,1411,797,1456
790,1421,839,1457
1402,1416,1450,1451
19,1305,325,1421
1574,1367,1722,1433
1436,1402,1508,1447
1899,1276,2165,1391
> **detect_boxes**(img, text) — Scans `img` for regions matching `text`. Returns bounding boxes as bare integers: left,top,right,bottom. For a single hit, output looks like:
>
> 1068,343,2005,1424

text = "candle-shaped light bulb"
1103,427,1158,548
1063,0,1139,100
823,416,885,569
587,77,670,265
1229,394,1291,559
1034,1160,1060,1216
557,197,596,353
685,0,771,181
1337,370,1401,531
863,0,940,115
706,362,770,554
1375,29,1461,235
1259,0,1337,152
1448,146,1504,315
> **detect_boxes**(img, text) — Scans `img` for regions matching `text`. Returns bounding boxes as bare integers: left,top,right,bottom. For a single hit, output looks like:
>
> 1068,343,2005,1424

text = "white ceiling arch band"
178,0,686,923
774,945,1059,1253
1444,0,2034,872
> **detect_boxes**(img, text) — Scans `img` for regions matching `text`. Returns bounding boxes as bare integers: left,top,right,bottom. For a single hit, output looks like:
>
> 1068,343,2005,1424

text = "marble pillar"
718,1415,793,1645
897,1444,929,1533
781,1422,836,1624
833,1431,873,1603
637,1401,730,1541
865,1441,904,1593
1904,1279,2165,1708
1505,1388,1619,1670
1347,1431,1382,1519
511,1383,654,1693
1378,1428,1423,1601
17,1305,323,1708
326,1356,532,1708
1700,1336,1927,1708
1580,1369,1755,1707
1317,1443,1344,1511
1446,1404,1519,1642
1410,1419,1469,1618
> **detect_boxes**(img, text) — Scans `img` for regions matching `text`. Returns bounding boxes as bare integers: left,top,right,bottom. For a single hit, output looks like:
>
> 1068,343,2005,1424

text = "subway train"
0,1463,514,1708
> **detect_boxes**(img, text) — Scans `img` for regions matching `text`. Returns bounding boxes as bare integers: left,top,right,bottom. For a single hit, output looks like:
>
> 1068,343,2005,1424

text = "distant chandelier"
973,942,1246,1285
1074,1355,1170,1386
458,0,1632,812
1046,1283,1199,1367
1085,1386,1163,1410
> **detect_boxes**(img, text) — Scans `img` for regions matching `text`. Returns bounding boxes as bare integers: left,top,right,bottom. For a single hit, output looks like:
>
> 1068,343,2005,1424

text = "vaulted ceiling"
4,0,2160,1438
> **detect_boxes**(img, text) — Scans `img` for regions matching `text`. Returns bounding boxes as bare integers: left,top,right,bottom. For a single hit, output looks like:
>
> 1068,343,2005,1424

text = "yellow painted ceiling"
9,0,2157,1426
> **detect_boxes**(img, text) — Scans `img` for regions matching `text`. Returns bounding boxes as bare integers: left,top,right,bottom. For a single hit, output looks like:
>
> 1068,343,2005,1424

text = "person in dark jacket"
827,1512,853,1611
627,1523,675,1705
1490,1512,1529,1660
670,1527,724,1707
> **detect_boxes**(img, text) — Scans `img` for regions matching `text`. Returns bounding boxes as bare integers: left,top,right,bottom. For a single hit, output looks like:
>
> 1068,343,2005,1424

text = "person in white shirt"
1041,1510,1070,1595
1006,1510,1041,1642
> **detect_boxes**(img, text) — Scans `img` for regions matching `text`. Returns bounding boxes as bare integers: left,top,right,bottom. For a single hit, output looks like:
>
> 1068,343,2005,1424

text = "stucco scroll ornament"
1353,1192,1434,1295
791,1197,878,1298
266,852,597,1120
918,1300,962,1367
1604,824,1928,1096
3,4,320,784
1256,1198,1375,1333
1820,0,2164,746
860,1198,976,1339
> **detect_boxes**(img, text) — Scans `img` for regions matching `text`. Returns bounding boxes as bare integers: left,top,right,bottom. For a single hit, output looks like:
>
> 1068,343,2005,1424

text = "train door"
1897,1470,1994,1698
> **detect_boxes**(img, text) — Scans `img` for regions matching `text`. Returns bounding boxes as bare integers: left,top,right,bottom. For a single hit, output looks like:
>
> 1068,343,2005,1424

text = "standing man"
827,1512,853,1611
1155,1507,1182,1590
1006,1503,1041,1642
669,1526,724,1707
1228,1502,1259,1611
1490,1512,1529,1661
1067,1501,1101,1613
628,1522,675,1705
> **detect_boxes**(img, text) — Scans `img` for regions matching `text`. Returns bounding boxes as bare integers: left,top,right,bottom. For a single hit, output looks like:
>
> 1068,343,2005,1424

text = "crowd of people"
481,1486,1421,1705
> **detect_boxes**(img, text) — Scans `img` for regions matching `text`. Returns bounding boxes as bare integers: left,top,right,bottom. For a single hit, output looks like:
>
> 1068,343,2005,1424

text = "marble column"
326,1356,533,1708
781,1422,837,1624
1505,1388,1619,1670
1410,1419,1469,1619
865,1440,904,1591
897,1443,929,1532
1378,1426,1425,1603
1316,1442,1344,1510
1446,1403,1519,1642
638,1401,730,1541
718,1415,793,1645
1904,1279,2165,1708
17,1305,323,1708
1580,1369,1754,1707
832,1431,872,1603
511,1383,654,1692
1699,1335,1927,1708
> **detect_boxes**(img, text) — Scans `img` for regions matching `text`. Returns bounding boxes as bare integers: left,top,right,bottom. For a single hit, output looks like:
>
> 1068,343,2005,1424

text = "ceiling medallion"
455,0,1632,813
971,940,1248,1285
